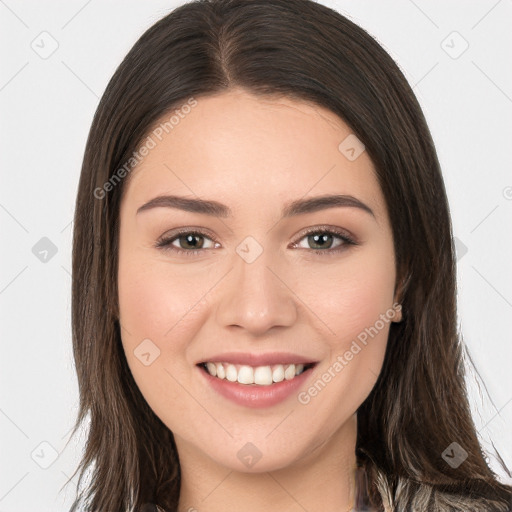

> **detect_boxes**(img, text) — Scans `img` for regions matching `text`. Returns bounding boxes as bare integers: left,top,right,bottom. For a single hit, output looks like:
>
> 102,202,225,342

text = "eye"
291,226,357,255
155,229,219,256
155,225,357,257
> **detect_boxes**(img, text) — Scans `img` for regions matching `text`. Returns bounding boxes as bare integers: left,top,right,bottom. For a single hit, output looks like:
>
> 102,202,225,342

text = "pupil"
181,234,203,249
310,233,332,249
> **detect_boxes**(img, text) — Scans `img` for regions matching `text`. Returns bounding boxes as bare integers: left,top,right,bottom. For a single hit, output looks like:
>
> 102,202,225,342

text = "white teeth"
272,365,284,383
226,364,238,382
237,365,254,385
215,362,225,379
206,362,217,377
254,366,273,386
284,364,296,380
202,361,310,385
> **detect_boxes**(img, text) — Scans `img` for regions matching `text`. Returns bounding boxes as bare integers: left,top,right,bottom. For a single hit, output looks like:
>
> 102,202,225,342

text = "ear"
391,301,403,323
392,272,410,323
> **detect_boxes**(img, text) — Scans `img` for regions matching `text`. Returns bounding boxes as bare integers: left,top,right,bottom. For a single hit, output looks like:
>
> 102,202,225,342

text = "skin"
118,87,402,512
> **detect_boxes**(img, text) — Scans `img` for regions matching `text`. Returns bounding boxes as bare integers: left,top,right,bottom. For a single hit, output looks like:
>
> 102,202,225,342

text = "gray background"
1,1,511,510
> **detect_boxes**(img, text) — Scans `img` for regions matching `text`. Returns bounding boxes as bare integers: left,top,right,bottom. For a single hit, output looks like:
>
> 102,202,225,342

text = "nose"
215,243,298,336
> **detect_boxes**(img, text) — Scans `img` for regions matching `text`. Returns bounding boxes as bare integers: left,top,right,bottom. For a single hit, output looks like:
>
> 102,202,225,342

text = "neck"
176,414,358,512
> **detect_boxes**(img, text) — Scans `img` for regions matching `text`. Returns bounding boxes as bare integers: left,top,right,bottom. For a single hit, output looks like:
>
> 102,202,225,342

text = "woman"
67,0,512,510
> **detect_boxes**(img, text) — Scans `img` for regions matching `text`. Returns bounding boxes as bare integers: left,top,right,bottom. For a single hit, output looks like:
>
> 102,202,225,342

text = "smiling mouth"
197,361,317,386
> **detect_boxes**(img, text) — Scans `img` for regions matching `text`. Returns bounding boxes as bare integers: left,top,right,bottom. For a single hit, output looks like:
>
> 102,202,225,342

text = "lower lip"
197,364,316,409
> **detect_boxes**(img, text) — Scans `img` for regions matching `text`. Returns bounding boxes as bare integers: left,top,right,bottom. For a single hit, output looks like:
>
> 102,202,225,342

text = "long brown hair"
67,1,512,510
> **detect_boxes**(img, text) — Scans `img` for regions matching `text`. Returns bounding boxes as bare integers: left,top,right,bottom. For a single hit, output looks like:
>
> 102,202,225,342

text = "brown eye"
175,233,206,250
155,230,218,256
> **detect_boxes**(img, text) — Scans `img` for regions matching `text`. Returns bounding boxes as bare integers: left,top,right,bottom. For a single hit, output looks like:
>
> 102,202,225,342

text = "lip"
197,362,317,409
196,351,318,366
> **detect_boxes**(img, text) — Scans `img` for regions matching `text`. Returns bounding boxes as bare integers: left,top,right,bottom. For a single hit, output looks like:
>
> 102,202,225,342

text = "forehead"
122,89,385,215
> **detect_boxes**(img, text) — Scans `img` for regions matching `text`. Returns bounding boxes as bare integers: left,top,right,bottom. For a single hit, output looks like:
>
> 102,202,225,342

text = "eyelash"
155,225,358,257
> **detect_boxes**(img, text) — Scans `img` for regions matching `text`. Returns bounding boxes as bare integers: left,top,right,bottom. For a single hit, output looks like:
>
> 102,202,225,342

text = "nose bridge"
215,235,297,334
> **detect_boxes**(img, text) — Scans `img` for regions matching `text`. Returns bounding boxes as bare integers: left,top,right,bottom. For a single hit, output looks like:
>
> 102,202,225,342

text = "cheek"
117,255,207,399
296,245,396,343
118,243,218,342
293,247,395,411
119,263,187,341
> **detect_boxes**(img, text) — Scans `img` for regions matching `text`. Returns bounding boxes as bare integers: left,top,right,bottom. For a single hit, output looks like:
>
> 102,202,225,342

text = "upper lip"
197,352,319,367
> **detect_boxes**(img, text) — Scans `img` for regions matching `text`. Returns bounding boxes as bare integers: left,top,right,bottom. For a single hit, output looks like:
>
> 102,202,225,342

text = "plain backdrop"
1,1,511,510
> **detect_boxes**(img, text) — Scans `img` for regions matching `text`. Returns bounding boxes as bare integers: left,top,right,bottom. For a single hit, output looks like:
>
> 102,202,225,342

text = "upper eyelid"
157,226,218,242
297,225,354,239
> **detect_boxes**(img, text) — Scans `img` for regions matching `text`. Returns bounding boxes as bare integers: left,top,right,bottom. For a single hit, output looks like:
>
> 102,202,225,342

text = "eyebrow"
136,193,375,218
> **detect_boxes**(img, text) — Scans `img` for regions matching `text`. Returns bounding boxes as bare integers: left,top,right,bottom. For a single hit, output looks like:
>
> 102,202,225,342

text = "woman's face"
118,88,400,472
